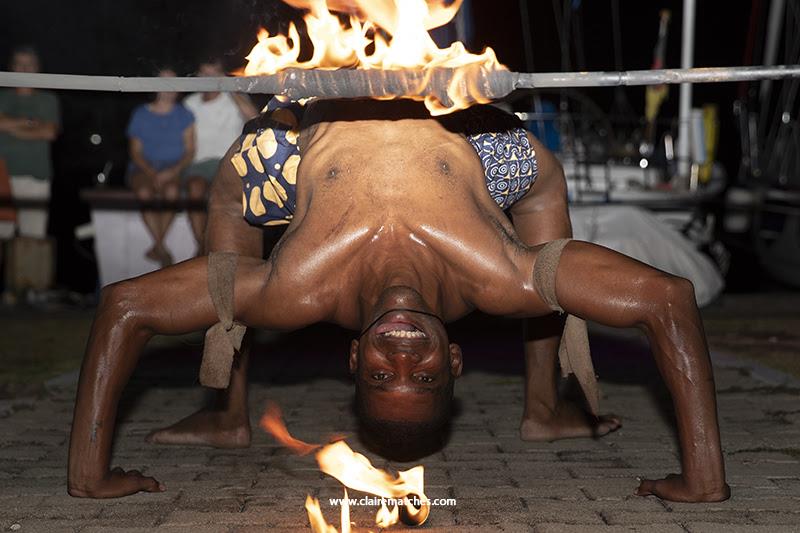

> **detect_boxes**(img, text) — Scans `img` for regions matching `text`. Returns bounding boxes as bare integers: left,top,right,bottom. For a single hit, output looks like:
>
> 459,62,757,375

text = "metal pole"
760,0,787,104
677,0,697,180
2,66,800,94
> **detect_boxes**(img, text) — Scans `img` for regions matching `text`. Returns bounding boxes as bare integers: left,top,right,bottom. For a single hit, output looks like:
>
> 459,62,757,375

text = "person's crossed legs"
130,172,179,268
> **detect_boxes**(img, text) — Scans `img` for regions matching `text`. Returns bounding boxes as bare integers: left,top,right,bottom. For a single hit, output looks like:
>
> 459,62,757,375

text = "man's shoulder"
183,93,202,110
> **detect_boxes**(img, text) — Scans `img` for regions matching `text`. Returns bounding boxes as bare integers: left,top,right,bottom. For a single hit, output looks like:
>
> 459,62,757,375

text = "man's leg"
68,255,273,498
145,149,265,448
185,176,209,251
144,334,252,448
510,142,620,441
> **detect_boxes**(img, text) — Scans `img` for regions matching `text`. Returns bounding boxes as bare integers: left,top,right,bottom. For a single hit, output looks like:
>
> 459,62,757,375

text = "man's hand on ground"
68,467,165,499
636,473,731,502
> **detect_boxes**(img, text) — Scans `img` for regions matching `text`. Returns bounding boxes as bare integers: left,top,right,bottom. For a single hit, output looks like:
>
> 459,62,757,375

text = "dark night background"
0,1,756,293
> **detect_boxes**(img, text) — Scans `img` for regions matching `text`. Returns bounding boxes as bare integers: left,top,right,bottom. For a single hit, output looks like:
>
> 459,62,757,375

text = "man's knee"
642,274,696,328
186,178,207,199
99,280,146,328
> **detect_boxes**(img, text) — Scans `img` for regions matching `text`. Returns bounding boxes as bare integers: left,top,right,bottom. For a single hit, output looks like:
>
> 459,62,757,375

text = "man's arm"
231,93,259,122
514,241,729,502
67,139,269,498
0,115,57,141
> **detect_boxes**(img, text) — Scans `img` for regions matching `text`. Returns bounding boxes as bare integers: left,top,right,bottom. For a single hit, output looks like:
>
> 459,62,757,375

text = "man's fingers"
635,478,656,496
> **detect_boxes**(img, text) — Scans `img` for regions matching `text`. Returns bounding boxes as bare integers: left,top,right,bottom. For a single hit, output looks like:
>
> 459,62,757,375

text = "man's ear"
349,339,359,374
449,343,463,378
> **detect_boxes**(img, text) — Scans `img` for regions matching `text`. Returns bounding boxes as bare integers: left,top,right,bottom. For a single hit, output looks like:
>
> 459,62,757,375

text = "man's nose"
387,349,422,364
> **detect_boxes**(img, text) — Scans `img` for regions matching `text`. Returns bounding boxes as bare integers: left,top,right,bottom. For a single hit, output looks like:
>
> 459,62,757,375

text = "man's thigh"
10,175,51,238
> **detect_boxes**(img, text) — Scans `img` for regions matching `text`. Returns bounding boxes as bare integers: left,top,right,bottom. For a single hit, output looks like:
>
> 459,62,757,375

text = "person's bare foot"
520,401,621,441
145,410,251,448
156,246,174,268
145,245,160,263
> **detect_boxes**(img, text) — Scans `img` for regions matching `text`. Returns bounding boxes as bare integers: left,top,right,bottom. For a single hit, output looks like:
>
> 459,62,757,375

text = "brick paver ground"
1,313,799,533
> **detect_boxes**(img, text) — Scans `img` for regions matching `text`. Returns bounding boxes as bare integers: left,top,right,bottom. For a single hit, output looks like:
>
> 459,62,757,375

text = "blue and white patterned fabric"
233,98,539,227
461,106,538,209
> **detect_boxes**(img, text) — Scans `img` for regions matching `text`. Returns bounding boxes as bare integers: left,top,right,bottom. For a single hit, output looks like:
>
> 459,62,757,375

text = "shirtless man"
145,100,620,451
68,98,730,503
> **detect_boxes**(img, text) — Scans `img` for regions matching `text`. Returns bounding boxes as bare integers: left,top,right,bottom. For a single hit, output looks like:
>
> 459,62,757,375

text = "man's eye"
372,372,390,381
416,375,435,384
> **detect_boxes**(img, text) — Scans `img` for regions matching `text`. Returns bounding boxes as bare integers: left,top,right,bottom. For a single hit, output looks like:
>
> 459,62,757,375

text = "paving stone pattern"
1,320,799,533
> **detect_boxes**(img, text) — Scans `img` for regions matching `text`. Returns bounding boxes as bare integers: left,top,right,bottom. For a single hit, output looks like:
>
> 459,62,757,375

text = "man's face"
11,52,39,74
197,62,225,78
350,309,462,423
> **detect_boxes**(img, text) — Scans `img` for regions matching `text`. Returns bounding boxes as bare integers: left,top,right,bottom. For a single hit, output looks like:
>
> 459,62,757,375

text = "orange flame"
375,499,400,528
261,401,428,531
244,0,505,114
259,403,320,456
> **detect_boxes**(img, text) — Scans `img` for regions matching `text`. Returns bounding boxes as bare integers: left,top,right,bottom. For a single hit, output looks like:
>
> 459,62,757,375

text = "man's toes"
593,415,622,437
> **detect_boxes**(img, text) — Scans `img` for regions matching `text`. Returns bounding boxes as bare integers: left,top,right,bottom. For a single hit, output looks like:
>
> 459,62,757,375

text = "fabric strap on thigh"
199,252,247,389
533,239,600,415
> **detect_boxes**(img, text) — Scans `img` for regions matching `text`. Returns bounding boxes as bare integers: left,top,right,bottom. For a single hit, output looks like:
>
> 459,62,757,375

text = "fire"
243,0,506,114
260,401,430,531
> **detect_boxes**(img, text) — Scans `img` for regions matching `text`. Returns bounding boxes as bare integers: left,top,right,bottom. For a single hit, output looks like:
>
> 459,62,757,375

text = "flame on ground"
259,403,320,456
243,0,506,114
261,401,428,532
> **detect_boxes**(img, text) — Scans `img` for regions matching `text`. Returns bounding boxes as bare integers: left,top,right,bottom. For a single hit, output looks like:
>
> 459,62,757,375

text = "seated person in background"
126,67,195,268
183,58,259,252
0,45,59,240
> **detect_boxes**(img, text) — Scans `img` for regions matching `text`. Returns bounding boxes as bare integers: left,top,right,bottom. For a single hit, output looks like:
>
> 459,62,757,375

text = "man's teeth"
382,330,425,339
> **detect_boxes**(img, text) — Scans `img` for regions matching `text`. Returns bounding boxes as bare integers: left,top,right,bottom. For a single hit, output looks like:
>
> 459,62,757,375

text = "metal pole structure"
677,0,697,181
2,65,800,94
760,0,787,105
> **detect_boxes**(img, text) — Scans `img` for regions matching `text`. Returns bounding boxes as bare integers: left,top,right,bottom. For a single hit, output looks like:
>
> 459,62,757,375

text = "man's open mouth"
374,316,427,339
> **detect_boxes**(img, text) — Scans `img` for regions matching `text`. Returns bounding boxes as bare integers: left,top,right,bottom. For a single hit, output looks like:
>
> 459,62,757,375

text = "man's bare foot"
69,467,165,499
145,410,251,449
520,401,621,442
145,246,160,263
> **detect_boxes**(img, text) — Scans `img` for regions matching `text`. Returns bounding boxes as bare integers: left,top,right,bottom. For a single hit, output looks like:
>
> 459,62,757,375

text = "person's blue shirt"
126,103,194,167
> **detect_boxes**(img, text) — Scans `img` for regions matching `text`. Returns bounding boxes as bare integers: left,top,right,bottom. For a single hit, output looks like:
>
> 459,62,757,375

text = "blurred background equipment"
0,0,798,300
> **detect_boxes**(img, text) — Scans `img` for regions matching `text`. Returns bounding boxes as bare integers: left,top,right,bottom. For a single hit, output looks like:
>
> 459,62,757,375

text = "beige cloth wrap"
199,252,247,389
534,239,600,415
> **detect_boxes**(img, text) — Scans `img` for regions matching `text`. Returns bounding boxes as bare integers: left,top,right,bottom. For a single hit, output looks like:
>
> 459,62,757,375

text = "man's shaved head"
349,296,462,461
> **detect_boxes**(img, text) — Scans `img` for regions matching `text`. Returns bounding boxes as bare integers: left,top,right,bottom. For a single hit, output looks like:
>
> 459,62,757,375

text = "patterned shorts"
232,98,539,226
